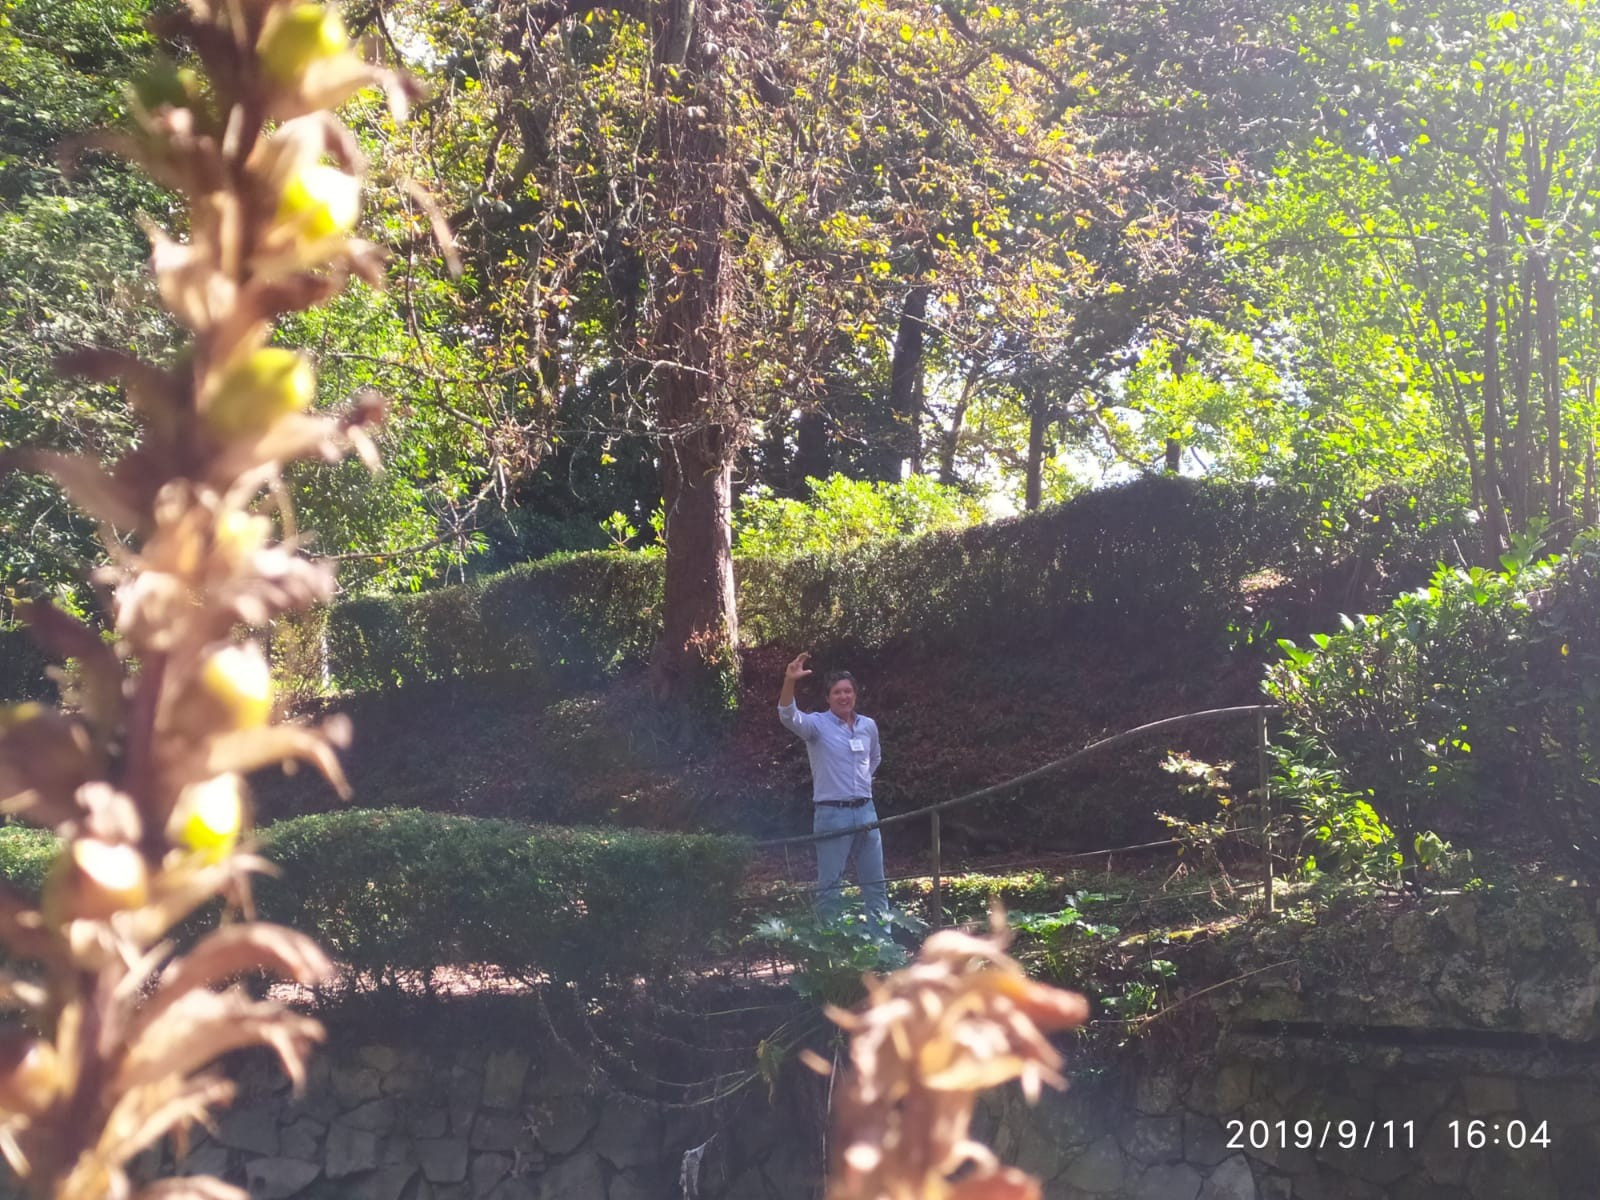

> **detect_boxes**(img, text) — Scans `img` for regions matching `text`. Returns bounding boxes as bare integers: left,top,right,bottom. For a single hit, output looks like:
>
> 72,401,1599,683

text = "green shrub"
0,814,749,988
739,475,1302,653
750,906,920,1006
313,477,1305,693
1266,539,1578,885
1507,537,1600,871
734,473,984,557
478,550,662,680
255,809,749,989
0,825,57,893
0,476,1467,702
324,581,497,693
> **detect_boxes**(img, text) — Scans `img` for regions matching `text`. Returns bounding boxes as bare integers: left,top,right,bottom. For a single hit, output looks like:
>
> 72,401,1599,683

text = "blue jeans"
814,802,888,935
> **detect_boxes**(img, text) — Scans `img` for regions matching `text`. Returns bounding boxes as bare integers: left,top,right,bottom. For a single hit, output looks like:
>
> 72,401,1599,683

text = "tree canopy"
8,0,1600,705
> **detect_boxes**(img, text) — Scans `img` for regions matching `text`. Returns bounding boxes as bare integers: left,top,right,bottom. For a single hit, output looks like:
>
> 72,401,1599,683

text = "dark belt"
816,798,871,808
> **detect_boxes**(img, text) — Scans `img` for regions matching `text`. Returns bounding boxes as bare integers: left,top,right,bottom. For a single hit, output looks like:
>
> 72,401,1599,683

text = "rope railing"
757,704,1280,924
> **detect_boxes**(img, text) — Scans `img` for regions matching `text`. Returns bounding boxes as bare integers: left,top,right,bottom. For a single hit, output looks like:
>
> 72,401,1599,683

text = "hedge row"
0,810,750,988
0,476,1464,700
316,476,1306,693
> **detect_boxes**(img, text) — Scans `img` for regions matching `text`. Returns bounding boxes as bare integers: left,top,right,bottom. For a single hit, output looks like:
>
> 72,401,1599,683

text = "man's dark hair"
825,670,859,692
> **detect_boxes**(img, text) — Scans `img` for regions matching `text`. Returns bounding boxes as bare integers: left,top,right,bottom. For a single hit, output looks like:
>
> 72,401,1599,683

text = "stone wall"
972,1045,1600,1199
88,1032,751,1200
7,888,1600,1199
40,1020,1590,1200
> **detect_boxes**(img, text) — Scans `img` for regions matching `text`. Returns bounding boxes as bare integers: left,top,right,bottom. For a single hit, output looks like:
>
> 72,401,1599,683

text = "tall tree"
645,0,741,706
1242,0,1600,553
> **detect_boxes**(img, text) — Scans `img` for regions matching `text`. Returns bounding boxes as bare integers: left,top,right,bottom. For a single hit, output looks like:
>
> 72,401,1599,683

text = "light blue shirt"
778,702,881,804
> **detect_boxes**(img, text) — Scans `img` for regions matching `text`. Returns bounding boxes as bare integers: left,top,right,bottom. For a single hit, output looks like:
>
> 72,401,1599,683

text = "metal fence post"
930,809,943,929
1257,708,1274,916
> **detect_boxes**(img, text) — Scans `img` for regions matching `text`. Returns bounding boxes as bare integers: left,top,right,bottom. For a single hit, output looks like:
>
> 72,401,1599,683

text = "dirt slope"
255,617,1270,860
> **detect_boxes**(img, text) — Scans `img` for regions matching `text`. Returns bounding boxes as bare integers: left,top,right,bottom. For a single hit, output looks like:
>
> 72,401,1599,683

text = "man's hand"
779,651,812,709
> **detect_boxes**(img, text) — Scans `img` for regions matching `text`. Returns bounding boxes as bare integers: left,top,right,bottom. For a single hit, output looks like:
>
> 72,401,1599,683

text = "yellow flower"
170,774,245,861
215,510,271,563
259,4,349,85
205,348,316,439
187,644,273,732
276,163,362,240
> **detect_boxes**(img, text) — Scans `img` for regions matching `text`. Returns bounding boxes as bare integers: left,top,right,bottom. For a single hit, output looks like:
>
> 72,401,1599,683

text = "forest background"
4,0,1599,710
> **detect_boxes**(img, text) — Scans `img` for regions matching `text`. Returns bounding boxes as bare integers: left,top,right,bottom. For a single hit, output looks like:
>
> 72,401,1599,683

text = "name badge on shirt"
849,737,866,752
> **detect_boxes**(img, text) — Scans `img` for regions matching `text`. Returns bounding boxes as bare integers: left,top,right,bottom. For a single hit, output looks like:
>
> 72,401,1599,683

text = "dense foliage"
300,476,1301,694
1270,534,1600,884
0,812,750,991
11,0,1600,711
733,474,984,558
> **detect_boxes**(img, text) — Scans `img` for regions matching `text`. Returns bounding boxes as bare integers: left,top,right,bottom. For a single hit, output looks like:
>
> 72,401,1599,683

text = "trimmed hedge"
256,810,748,988
0,476,1467,701
0,811,750,988
317,477,1308,693
322,552,661,693
738,476,1299,652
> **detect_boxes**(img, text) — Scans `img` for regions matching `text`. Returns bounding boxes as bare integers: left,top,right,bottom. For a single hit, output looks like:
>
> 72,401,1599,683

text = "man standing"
778,651,888,932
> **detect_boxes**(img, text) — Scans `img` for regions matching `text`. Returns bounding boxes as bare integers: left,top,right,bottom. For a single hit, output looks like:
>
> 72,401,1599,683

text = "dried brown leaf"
145,924,332,1024
101,1073,235,1172
116,987,323,1093
947,1167,1041,1200
203,723,350,797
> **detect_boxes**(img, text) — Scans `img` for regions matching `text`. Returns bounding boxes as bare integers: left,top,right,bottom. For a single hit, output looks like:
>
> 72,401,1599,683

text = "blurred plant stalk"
816,913,1088,1200
0,2,436,1196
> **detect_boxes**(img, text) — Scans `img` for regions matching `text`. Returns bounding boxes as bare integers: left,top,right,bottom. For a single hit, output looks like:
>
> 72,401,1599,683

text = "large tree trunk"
886,283,930,478
938,367,979,486
791,407,830,494
647,0,740,711
1024,386,1047,512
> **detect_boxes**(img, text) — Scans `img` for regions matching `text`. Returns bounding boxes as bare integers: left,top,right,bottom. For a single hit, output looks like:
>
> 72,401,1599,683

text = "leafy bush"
0,476,1404,699
0,825,57,893
1507,538,1600,870
751,906,922,1006
738,475,1301,653
320,550,662,693
323,580,497,692
57,475,1360,701
256,810,748,990
0,814,749,988
478,551,662,679
1264,537,1600,883
734,473,984,557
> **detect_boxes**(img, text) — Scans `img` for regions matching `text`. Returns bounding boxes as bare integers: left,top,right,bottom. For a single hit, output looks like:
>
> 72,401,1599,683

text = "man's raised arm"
778,651,816,739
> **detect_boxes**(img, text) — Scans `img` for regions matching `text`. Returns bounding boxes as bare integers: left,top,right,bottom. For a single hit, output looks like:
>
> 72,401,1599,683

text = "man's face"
828,678,857,719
